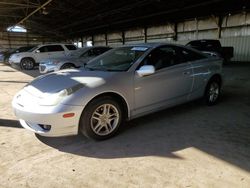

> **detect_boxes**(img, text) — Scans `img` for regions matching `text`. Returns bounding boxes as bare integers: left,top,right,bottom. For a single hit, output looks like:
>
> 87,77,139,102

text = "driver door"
35,46,51,63
134,45,194,115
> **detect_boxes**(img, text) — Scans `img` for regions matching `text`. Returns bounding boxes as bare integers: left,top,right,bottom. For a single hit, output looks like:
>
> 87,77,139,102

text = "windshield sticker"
131,47,148,51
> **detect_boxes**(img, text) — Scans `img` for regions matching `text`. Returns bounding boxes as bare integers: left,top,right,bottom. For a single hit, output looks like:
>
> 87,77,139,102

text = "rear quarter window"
180,48,207,62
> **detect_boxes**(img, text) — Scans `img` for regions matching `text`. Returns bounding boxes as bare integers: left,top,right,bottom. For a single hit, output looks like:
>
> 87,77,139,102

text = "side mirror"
35,49,40,53
136,65,155,77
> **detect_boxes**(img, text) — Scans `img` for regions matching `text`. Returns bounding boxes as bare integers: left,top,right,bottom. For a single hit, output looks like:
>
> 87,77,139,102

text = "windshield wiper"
84,66,112,71
85,64,124,72
84,66,95,71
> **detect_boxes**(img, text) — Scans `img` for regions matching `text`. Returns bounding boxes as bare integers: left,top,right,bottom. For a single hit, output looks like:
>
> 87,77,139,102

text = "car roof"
121,42,208,56
36,43,76,47
77,46,111,50
17,45,35,49
122,42,185,49
187,39,219,42
85,46,111,48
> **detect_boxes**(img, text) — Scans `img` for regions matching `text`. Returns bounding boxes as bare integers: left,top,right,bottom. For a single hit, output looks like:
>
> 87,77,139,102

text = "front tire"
205,79,221,106
79,97,123,140
20,58,35,70
60,63,75,70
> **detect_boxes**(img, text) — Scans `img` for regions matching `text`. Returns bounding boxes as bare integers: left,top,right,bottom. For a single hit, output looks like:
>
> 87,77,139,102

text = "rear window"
186,40,221,50
65,45,77,50
179,47,206,62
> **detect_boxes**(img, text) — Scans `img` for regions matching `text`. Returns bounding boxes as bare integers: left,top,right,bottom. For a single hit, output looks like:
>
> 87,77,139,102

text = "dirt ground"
0,62,250,188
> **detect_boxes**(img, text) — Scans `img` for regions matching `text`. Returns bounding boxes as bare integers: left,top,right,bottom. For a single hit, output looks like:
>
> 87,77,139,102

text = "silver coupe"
12,43,223,140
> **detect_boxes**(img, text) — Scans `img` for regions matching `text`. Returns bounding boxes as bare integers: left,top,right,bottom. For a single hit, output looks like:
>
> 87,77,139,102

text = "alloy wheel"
90,104,119,136
208,82,219,103
22,59,34,70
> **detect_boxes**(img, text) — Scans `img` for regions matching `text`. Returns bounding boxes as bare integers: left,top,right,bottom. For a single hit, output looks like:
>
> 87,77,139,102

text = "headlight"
38,84,84,106
46,60,60,65
10,54,20,60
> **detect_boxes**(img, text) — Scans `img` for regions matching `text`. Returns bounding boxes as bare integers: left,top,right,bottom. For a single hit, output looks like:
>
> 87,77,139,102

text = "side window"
80,51,88,58
140,46,180,71
87,49,95,57
179,48,206,62
46,45,64,52
187,41,205,51
38,46,48,53
65,45,77,50
92,48,108,56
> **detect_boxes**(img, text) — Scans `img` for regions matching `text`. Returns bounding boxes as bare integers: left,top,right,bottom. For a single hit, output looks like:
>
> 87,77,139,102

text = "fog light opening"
39,124,51,131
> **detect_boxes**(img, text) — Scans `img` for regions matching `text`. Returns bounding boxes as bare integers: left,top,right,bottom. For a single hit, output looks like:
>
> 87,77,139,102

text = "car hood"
11,52,32,57
24,69,114,98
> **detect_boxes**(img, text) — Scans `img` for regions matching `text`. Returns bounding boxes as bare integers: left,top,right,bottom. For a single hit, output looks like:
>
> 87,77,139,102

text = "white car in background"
39,46,112,74
9,44,77,70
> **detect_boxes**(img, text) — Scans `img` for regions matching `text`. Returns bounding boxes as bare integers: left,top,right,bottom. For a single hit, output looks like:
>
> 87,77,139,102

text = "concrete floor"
0,62,250,188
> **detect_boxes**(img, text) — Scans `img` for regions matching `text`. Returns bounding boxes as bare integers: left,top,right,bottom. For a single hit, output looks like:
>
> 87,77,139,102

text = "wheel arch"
83,91,130,120
21,56,35,62
208,73,222,87
60,62,76,69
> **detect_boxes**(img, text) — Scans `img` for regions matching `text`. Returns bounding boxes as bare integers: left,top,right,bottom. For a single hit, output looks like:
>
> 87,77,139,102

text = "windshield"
28,46,38,52
85,46,149,71
17,46,35,53
68,48,90,57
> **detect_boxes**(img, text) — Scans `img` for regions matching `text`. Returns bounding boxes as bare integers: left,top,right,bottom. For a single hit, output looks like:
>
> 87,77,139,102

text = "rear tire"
79,96,123,140
20,58,35,70
204,78,221,106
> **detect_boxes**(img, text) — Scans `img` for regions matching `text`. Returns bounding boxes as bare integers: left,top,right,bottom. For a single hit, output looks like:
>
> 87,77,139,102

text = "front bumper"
12,91,84,137
9,56,21,65
39,64,60,74
9,61,21,69
9,60,20,65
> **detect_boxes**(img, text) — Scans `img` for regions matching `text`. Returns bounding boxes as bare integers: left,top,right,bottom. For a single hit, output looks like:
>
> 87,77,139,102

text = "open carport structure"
0,0,250,187
1,0,250,59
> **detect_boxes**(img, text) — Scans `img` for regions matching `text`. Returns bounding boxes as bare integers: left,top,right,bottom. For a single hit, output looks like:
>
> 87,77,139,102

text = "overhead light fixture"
242,6,246,14
7,25,27,33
